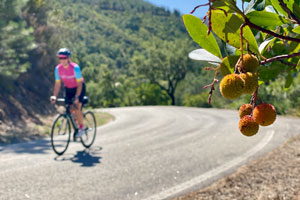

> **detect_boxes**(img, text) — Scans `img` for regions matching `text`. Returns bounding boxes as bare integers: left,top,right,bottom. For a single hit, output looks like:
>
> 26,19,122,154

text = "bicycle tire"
51,114,71,155
81,111,97,148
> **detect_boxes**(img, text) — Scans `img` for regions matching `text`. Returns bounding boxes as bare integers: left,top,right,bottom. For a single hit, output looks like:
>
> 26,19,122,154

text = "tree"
0,0,36,78
132,39,194,105
86,65,122,107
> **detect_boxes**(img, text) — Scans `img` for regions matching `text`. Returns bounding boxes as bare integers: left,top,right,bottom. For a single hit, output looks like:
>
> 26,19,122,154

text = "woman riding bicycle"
50,48,86,138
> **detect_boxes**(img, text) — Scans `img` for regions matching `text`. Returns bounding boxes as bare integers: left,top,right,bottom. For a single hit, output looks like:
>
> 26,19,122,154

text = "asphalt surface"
1,106,300,200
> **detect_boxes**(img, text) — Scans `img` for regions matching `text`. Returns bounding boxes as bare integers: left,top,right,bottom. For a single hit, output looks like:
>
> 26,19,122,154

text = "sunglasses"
59,57,68,60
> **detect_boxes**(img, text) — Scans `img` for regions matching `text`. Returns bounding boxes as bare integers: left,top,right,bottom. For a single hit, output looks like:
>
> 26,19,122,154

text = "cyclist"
50,48,86,138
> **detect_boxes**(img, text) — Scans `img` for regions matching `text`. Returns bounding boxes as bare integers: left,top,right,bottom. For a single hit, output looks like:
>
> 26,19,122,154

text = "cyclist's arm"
54,67,61,97
53,81,61,97
75,81,82,98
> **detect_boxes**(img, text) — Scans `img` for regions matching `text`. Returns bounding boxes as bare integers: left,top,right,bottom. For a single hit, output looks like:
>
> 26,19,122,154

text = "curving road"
1,106,300,200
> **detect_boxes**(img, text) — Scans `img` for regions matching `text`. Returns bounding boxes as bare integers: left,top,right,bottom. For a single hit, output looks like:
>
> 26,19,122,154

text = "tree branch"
279,60,297,67
190,3,210,14
245,18,300,43
278,0,300,24
260,52,300,65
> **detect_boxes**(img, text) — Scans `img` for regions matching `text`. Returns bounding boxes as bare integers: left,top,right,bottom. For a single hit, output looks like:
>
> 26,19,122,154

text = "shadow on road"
0,139,51,154
54,146,103,167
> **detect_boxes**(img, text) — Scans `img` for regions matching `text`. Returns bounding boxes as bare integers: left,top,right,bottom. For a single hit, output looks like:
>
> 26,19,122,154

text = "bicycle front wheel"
51,114,71,155
81,111,97,148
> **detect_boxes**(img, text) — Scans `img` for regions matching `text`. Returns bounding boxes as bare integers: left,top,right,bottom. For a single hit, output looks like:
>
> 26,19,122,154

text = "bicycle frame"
57,99,80,141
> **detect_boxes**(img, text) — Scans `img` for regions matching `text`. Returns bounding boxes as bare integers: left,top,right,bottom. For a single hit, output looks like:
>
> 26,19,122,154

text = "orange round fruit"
239,115,259,136
219,74,245,100
238,104,253,119
253,103,277,126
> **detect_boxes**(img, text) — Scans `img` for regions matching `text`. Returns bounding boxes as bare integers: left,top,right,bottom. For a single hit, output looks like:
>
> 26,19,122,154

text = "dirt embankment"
0,71,56,143
174,133,300,200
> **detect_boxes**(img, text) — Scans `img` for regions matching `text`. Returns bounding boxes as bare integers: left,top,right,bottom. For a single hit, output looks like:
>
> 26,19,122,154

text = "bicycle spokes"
81,111,97,148
51,115,71,155
57,118,67,136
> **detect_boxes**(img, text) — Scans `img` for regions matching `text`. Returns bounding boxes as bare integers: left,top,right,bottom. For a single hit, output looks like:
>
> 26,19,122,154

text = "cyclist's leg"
73,102,84,126
65,86,79,125
72,83,86,136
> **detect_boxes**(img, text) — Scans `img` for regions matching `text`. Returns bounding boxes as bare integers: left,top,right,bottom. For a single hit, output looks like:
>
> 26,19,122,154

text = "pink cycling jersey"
55,62,84,88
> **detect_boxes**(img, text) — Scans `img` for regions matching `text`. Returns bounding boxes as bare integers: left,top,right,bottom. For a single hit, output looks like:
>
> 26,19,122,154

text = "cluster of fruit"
219,54,277,136
238,103,276,136
219,54,259,99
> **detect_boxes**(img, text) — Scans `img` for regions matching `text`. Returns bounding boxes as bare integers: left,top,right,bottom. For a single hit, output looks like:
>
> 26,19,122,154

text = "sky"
144,0,208,17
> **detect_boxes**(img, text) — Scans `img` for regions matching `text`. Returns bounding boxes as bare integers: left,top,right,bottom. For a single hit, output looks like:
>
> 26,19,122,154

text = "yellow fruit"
238,104,253,119
220,74,245,100
253,103,277,126
238,54,259,73
239,72,258,94
239,115,259,136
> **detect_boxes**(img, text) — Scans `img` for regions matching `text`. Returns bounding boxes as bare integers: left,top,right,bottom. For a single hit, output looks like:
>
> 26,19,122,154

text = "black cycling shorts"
65,82,86,104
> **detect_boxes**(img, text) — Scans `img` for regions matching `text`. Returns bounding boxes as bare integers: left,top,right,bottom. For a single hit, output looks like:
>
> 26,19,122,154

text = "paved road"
1,106,300,200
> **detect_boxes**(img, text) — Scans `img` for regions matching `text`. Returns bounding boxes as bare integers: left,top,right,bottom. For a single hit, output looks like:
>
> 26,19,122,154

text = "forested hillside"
0,0,199,128
53,0,197,106
1,0,300,130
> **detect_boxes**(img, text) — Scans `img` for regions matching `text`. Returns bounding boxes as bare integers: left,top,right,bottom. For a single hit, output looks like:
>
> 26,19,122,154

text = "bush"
183,93,212,108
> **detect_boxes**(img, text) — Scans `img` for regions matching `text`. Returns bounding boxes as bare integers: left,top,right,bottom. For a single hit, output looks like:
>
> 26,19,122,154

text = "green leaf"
258,80,264,85
212,0,242,14
258,63,283,81
188,49,222,65
245,0,266,13
270,0,288,16
292,26,300,34
212,0,233,12
285,73,293,89
219,55,240,75
259,38,276,54
288,35,300,53
254,0,266,11
246,11,289,26
210,10,260,55
296,59,300,71
245,0,256,13
183,14,222,58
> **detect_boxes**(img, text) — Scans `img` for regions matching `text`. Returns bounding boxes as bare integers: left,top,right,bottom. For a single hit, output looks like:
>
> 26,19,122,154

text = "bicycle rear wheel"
81,111,97,148
51,114,71,155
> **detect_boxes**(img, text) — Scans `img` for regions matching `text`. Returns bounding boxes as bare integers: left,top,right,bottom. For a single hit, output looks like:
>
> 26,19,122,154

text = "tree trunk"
170,91,175,105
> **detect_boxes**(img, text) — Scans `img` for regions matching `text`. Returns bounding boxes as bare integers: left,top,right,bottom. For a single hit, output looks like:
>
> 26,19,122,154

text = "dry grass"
0,110,114,145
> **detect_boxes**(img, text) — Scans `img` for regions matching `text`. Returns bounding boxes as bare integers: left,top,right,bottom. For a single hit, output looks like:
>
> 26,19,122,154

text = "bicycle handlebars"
55,96,89,105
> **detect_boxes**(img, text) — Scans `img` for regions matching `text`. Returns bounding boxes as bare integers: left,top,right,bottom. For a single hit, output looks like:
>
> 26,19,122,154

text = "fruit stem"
190,3,210,14
250,88,258,110
234,56,242,74
203,71,219,104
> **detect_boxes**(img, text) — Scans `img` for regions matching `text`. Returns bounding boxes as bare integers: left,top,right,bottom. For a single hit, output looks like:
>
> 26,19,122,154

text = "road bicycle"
51,96,97,155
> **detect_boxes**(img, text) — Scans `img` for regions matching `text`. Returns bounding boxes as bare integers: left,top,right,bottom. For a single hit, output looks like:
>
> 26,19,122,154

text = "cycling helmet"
57,48,72,58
